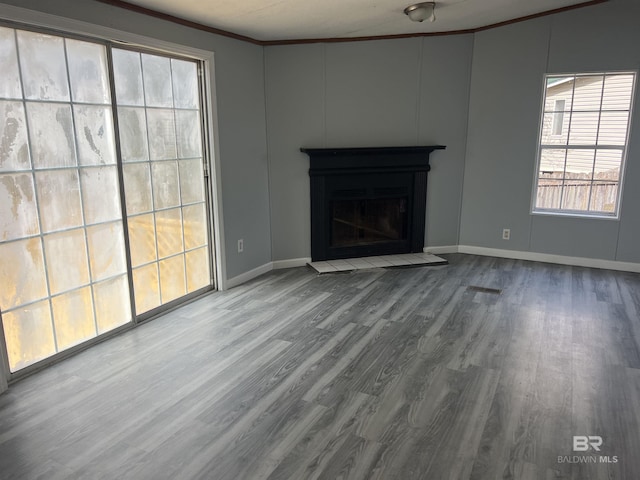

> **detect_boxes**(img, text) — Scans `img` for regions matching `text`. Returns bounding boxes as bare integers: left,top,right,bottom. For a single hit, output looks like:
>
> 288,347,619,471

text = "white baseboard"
272,257,311,269
224,257,312,289
423,245,460,255
226,246,639,290
457,245,640,273
225,262,274,289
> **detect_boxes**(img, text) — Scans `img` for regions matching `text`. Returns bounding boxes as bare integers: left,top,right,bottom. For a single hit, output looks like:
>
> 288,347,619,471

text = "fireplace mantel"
301,145,446,262
301,146,445,175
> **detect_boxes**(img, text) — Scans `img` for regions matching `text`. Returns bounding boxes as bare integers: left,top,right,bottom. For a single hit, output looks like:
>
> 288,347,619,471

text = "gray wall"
0,0,272,280
2,0,639,274
265,36,473,261
461,0,640,263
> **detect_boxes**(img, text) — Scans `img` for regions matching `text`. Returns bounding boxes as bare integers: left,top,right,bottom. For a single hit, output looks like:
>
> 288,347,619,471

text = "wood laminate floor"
1,254,640,480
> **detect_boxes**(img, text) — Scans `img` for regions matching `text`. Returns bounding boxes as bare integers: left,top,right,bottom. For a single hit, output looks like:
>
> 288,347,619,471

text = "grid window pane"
183,203,208,250
74,105,116,165
26,103,77,169
171,59,198,109
567,111,599,145
151,161,180,209
123,163,153,214
35,169,83,232
544,77,574,111
602,75,634,110
0,173,39,242
118,108,149,162
572,76,603,111
156,208,183,259
51,286,96,351
44,228,90,295
535,179,562,210
564,149,595,180
87,222,127,281
2,300,56,372
132,263,161,313
80,166,122,224
17,31,70,101
128,213,157,267
0,101,30,172
112,49,144,106
598,111,629,146
538,148,566,176
93,275,131,334
159,254,186,304
589,181,618,213
0,27,22,99
594,150,622,179
176,110,202,158
0,237,48,308
186,247,209,293
178,159,205,204
66,39,110,105
147,109,177,160
142,54,173,107
561,180,591,211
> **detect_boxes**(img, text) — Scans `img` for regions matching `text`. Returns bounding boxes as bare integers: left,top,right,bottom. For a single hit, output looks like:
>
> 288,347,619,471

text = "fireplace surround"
301,146,445,261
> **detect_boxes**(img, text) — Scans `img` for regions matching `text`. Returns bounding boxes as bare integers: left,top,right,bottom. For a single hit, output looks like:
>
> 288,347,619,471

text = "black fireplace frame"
301,146,445,261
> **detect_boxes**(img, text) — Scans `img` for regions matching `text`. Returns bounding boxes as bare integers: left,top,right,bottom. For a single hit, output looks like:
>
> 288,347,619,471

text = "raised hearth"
301,146,445,262
308,252,448,274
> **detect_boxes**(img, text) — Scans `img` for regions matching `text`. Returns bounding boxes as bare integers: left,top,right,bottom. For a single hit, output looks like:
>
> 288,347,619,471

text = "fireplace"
301,146,445,261
331,197,407,248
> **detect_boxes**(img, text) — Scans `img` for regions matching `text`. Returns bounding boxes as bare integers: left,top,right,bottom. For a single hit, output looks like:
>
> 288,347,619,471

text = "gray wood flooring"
1,253,640,480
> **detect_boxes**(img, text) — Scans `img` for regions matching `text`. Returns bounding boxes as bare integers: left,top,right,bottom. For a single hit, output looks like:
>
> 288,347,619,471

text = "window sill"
531,209,620,221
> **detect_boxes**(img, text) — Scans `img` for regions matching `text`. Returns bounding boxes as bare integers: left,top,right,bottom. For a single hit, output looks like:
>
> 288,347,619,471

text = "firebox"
301,146,445,261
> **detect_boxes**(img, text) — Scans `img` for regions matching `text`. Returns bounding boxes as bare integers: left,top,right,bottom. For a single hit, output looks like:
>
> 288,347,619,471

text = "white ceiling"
122,0,598,42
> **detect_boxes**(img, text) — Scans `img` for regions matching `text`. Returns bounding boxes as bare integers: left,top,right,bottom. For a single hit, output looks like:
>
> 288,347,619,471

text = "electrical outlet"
502,228,511,240
237,239,244,253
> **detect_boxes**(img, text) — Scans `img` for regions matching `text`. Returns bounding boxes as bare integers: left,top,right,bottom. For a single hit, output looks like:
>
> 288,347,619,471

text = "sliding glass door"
0,25,213,374
113,48,210,314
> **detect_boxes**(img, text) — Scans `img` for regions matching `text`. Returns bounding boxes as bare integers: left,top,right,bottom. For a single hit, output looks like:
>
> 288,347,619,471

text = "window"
533,72,636,216
551,99,565,135
0,25,213,373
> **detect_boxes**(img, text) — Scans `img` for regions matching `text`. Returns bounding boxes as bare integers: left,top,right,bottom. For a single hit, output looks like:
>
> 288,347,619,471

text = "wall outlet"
237,239,244,253
502,228,511,240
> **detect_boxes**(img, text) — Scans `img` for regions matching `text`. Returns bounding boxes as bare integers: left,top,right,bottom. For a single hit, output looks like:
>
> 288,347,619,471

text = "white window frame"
531,71,637,220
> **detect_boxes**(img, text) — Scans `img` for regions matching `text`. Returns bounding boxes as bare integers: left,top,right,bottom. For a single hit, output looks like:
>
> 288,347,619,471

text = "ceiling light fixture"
404,2,436,22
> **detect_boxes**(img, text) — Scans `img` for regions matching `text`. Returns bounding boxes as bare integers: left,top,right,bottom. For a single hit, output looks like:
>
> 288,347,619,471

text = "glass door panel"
113,49,210,315
0,28,132,372
0,26,214,375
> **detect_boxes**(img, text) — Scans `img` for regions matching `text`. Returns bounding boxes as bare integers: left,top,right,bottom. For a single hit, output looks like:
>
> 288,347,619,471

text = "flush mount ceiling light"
404,2,436,22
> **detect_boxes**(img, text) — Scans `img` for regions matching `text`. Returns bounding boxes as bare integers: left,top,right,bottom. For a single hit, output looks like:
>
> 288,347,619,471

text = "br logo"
573,436,603,452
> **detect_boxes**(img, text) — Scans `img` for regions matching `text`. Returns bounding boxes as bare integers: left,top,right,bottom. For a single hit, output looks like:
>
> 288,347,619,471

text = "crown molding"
96,0,608,46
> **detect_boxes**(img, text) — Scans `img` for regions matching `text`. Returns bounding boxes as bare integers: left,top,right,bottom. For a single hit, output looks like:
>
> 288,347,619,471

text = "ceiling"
113,0,602,43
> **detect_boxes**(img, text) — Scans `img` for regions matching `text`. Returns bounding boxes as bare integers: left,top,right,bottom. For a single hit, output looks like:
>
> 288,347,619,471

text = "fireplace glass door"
331,198,408,248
